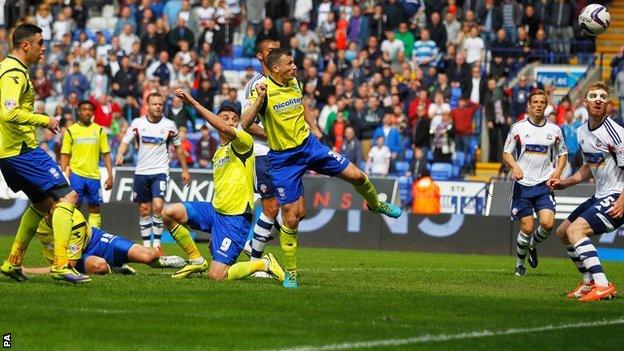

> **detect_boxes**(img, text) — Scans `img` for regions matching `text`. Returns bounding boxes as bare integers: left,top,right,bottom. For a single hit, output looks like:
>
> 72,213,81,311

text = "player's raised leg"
208,253,284,282
162,203,208,278
336,162,402,218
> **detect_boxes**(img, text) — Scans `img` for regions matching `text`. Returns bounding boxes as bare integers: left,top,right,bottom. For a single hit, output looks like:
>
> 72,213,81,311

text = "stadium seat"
251,60,262,72
220,57,234,70
223,70,242,87
358,161,367,171
232,45,243,58
398,175,413,207
426,149,433,162
430,163,453,181
86,17,108,32
404,148,414,162
394,161,409,176
101,4,116,19
233,58,252,71
453,152,465,168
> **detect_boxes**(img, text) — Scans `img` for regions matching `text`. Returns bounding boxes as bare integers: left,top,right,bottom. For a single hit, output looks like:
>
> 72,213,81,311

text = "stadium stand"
0,0,617,208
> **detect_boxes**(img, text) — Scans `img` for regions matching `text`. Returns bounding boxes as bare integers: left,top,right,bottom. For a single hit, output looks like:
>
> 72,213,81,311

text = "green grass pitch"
0,235,623,350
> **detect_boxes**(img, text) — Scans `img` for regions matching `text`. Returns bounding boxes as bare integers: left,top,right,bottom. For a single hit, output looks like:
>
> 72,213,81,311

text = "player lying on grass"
548,82,619,301
20,207,185,276
163,91,285,282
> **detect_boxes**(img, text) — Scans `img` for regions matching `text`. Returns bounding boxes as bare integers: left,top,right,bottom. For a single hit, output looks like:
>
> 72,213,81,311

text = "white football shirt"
503,118,567,186
123,116,181,175
242,73,270,156
577,117,624,198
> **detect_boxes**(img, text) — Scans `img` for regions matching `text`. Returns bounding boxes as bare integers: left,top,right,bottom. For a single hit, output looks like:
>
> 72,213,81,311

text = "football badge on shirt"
4,99,17,110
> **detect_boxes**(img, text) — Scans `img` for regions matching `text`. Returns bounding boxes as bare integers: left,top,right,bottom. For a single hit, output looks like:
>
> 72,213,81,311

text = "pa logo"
3,332,11,349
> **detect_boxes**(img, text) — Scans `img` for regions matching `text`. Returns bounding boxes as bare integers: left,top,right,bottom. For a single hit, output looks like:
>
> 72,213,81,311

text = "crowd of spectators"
0,0,613,180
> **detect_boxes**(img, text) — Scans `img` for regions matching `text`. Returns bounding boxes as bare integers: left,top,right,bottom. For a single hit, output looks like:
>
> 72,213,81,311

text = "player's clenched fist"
255,83,267,99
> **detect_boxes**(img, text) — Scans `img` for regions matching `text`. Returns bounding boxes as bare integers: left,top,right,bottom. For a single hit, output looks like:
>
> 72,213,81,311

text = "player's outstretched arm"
241,83,266,130
172,88,238,141
548,164,591,190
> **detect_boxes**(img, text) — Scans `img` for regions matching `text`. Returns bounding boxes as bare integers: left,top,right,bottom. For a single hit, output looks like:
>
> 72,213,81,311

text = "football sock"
354,176,380,209
152,214,164,247
251,213,275,260
170,224,201,260
227,260,266,280
139,216,152,247
88,212,101,229
516,231,530,267
530,226,551,248
279,225,298,272
8,205,43,266
566,245,593,285
52,202,75,269
574,238,609,287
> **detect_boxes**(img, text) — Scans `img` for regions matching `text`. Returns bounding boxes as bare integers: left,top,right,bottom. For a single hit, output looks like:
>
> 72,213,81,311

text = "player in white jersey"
549,82,619,301
241,38,287,276
502,89,567,276
115,92,191,253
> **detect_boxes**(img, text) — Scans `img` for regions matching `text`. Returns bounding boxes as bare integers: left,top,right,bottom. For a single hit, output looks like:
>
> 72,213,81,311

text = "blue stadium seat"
394,161,409,176
430,163,453,181
426,149,433,162
398,175,413,207
453,151,465,168
404,148,414,162
220,57,234,70
232,45,243,58
358,160,367,171
251,60,262,72
233,58,252,71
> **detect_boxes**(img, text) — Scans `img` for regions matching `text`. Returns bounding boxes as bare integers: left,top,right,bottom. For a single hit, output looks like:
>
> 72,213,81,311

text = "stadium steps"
466,162,501,182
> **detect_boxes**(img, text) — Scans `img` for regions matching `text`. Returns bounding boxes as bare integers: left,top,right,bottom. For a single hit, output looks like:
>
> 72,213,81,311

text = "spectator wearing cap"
64,62,90,100
112,56,138,99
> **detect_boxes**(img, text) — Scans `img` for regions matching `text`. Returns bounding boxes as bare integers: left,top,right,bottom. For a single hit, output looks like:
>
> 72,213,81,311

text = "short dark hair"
254,38,279,54
12,23,43,48
147,92,163,103
78,100,94,109
217,105,237,114
266,47,291,68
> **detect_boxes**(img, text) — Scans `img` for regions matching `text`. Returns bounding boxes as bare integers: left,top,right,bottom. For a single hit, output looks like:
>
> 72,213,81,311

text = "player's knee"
61,191,79,205
556,225,567,239
208,270,227,281
88,204,100,213
263,201,279,219
282,214,299,229
92,261,110,275
153,204,164,215
139,205,151,217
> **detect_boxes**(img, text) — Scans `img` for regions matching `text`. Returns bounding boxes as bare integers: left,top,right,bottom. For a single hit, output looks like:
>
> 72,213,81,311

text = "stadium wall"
1,170,623,260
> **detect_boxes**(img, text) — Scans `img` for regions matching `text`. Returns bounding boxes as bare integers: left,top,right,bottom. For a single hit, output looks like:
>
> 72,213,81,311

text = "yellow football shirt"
61,122,111,179
35,210,92,265
0,55,50,158
246,76,309,151
212,129,255,215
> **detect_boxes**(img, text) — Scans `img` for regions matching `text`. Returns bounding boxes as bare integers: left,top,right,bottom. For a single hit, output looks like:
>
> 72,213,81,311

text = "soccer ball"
578,4,610,36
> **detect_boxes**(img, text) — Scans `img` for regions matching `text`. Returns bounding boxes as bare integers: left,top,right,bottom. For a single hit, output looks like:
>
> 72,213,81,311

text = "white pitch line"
300,267,508,273
264,317,624,351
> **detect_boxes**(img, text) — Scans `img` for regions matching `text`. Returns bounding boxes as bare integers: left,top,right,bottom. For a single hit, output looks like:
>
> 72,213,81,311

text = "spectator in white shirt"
462,26,485,64
428,91,451,131
367,136,392,177
381,29,405,63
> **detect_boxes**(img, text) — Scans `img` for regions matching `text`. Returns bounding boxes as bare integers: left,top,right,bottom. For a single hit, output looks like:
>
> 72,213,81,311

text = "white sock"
152,214,163,247
140,216,152,247
516,231,531,267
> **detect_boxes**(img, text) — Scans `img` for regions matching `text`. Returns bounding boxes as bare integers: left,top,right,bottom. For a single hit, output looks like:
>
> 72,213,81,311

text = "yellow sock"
279,225,298,272
170,224,201,260
52,203,75,269
89,212,101,229
8,206,44,266
354,176,380,209
227,260,266,280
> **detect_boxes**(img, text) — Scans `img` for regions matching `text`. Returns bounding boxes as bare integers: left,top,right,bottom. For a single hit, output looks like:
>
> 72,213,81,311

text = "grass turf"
0,235,623,350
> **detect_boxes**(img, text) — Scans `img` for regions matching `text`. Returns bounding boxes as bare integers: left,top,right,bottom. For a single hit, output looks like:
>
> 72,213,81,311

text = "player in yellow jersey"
161,89,285,282
21,209,185,276
242,47,403,288
60,101,113,229
0,23,89,283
